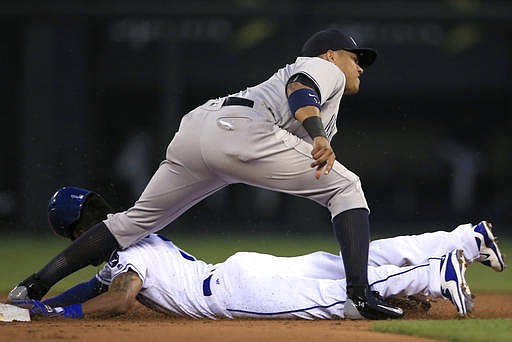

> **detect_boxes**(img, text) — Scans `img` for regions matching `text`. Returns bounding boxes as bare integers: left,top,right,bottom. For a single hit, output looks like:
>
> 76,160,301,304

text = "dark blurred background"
0,0,510,237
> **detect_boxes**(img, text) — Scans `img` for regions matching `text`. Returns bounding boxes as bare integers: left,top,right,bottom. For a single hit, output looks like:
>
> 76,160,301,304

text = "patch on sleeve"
108,251,120,268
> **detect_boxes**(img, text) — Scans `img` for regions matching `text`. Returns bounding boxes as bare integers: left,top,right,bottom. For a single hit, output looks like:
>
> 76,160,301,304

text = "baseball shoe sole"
473,221,505,272
440,249,474,317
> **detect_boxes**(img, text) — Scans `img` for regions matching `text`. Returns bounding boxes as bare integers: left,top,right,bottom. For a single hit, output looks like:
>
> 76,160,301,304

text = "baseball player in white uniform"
10,187,505,320
7,28,480,319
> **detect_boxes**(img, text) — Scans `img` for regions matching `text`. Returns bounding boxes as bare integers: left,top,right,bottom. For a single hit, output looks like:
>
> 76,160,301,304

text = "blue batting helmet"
47,186,101,239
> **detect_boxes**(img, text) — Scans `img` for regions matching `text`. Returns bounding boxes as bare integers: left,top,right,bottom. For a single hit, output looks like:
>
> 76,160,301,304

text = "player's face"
331,50,363,95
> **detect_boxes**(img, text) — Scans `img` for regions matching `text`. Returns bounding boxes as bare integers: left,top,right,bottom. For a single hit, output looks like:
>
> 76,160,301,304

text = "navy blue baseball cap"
48,186,97,239
301,28,377,68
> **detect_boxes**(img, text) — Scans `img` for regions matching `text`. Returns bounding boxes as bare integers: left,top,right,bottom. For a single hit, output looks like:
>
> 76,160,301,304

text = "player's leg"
9,108,227,301
332,208,373,310
276,251,344,279
211,250,453,319
212,249,471,319
368,222,505,272
368,249,474,317
368,260,442,299
209,251,347,319
9,223,118,301
268,222,494,281
225,251,344,280
368,223,478,266
104,159,227,248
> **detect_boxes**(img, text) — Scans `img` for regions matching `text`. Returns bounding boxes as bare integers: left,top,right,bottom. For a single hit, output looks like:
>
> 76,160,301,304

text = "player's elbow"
109,292,138,315
106,271,143,315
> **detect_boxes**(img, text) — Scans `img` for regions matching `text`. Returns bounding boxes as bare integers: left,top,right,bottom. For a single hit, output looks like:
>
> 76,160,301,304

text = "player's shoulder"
133,233,170,244
105,236,166,275
292,57,344,82
294,56,341,71
111,234,166,259
131,234,174,251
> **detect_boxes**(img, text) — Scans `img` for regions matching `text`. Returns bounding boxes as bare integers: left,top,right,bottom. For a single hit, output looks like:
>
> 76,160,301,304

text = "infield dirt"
1,293,511,342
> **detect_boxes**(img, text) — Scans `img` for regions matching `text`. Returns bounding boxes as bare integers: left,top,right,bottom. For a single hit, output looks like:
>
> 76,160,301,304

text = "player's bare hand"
311,136,335,179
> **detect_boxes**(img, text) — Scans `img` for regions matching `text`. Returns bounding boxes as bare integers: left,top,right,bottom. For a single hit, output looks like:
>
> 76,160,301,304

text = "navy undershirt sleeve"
42,277,109,307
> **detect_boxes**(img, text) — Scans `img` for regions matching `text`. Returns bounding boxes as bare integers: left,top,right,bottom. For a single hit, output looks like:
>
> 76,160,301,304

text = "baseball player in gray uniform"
9,28,414,319
10,187,505,320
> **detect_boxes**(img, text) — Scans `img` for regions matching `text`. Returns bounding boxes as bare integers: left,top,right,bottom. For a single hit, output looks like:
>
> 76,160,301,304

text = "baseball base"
0,303,31,322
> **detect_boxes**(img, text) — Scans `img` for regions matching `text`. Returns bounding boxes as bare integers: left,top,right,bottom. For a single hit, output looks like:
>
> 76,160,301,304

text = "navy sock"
332,208,370,299
21,222,119,300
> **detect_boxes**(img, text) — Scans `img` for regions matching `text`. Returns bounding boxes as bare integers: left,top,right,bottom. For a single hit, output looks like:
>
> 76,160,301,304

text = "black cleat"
344,290,404,320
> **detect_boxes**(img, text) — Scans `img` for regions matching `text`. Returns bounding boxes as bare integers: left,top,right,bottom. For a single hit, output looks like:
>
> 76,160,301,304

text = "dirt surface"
1,293,511,342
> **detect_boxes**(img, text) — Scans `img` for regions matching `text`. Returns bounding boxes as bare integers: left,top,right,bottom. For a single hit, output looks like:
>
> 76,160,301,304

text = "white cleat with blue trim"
473,221,505,272
440,249,474,318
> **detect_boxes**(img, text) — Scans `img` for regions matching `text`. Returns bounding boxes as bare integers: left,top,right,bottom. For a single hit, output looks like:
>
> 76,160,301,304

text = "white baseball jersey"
232,57,345,141
95,224,478,319
96,234,220,318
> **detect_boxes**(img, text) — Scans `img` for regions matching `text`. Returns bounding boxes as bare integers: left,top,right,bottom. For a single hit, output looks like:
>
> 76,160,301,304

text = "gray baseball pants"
105,98,369,248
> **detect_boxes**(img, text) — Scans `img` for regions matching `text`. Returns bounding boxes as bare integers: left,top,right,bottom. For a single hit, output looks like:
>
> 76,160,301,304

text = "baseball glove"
386,294,433,314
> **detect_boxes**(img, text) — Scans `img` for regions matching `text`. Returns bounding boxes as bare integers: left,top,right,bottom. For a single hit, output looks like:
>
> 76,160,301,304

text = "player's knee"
327,174,368,214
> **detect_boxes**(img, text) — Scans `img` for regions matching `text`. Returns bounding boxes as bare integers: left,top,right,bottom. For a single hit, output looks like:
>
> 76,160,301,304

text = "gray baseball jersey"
104,56,367,248
94,224,479,319
231,57,345,141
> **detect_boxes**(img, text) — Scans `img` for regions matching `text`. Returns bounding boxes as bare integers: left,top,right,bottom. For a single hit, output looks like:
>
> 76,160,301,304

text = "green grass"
371,318,512,342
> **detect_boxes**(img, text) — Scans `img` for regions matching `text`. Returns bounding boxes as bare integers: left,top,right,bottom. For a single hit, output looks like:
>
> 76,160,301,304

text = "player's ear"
325,50,337,62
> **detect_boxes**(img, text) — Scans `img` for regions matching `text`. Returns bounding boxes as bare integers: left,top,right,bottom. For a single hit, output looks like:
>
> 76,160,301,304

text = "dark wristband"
302,116,327,139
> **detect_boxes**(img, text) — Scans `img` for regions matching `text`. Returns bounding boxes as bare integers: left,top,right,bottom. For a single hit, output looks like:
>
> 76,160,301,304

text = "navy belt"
222,97,254,108
203,274,213,296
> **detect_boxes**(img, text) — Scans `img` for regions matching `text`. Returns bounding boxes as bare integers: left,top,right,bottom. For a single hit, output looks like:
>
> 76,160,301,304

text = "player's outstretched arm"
80,270,142,318
16,271,142,319
42,277,109,307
